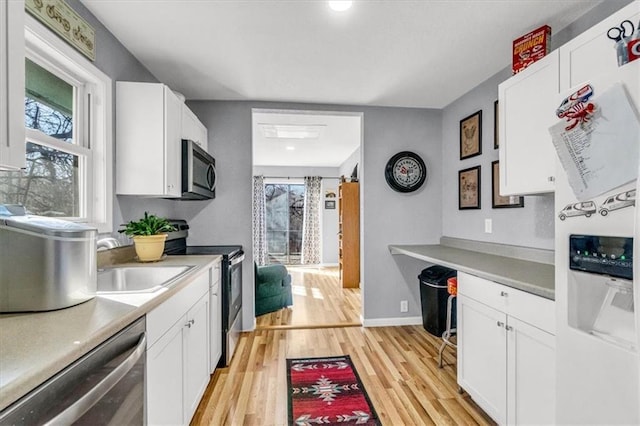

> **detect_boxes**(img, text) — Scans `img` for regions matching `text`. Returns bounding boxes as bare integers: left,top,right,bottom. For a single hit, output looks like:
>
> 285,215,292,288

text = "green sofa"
254,263,293,317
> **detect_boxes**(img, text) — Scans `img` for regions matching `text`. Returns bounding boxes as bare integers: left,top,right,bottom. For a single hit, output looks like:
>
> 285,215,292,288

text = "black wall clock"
384,151,427,193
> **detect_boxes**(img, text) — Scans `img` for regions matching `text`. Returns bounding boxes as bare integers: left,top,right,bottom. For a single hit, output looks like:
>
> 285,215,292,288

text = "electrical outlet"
484,218,492,234
400,300,408,312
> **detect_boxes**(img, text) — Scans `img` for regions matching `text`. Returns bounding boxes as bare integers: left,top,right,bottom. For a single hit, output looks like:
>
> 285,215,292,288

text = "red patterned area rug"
287,355,380,426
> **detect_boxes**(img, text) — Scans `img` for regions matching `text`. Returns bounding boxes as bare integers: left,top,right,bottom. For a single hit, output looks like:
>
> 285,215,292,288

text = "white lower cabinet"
146,267,211,425
184,293,210,421
147,318,185,425
457,272,555,425
507,317,555,426
458,295,507,424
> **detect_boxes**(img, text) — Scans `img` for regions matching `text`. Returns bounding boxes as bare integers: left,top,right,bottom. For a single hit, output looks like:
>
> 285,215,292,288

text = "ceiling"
80,0,605,109
252,110,361,167
80,0,606,167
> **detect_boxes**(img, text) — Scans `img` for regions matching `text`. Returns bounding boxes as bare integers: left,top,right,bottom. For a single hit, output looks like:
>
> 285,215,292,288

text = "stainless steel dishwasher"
0,317,146,425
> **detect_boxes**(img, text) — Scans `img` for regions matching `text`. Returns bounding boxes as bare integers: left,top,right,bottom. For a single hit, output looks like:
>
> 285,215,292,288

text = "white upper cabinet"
116,82,182,197
0,0,25,171
498,50,560,195
559,1,640,106
182,105,208,152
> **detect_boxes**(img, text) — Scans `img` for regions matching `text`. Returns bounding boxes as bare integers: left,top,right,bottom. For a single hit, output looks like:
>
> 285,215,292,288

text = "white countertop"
0,255,221,412
389,244,554,300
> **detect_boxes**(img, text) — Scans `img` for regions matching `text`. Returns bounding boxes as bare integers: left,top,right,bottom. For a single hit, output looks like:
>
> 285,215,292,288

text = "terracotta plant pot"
132,234,168,262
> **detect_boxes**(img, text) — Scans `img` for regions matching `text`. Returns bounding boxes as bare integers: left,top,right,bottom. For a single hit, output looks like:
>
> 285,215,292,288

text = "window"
0,18,112,232
265,183,304,265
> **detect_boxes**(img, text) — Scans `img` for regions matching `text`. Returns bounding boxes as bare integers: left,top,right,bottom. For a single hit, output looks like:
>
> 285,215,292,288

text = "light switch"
485,219,492,233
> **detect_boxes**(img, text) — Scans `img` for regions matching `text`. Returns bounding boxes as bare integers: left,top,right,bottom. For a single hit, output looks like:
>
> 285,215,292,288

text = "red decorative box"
512,25,551,74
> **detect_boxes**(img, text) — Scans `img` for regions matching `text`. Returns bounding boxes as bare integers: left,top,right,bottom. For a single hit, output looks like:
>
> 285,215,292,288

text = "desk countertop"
389,244,554,300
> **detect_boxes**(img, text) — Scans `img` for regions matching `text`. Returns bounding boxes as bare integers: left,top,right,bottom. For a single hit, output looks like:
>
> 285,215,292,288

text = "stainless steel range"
164,220,244,367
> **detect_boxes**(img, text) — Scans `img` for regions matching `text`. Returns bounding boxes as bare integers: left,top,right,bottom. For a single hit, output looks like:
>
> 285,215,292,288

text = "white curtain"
252,175,267,266
301,176,322,265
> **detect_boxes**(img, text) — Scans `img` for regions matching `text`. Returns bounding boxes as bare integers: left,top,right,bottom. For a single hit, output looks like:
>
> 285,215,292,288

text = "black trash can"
419,265,457,337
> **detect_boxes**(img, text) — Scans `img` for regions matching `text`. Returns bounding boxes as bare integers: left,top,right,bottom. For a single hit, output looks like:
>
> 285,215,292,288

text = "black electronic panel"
569,235,633,280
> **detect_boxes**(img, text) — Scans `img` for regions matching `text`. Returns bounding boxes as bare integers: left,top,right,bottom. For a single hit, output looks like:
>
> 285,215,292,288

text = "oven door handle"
43,333,147,426
230,253,245,266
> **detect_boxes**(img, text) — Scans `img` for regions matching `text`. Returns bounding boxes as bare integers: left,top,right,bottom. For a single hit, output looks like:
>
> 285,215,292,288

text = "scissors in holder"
607,19,635,42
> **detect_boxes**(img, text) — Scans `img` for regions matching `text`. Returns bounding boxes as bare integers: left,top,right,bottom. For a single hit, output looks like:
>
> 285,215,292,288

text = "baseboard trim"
362,316,423,327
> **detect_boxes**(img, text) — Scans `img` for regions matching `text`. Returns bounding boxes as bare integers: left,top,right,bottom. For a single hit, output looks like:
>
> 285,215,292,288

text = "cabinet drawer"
457,272,555,335
505,287,555,335
147,269,209,346
458,272,507,312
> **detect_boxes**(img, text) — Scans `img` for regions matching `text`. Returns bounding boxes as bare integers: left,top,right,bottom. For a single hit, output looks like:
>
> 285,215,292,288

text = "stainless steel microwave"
181,139,216,200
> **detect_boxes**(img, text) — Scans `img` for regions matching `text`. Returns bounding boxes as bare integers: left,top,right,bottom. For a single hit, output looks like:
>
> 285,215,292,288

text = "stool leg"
438,294,454,368
438,338,447,368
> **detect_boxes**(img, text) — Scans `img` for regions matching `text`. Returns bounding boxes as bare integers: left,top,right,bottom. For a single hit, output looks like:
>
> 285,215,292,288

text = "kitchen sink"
97,265,195,293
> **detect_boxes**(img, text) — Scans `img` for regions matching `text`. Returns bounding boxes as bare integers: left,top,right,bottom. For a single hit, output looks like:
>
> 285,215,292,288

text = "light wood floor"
192,267,494,425
255,265,361,329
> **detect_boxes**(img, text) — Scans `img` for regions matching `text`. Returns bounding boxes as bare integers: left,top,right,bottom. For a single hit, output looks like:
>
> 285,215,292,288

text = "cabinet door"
164,86,182,197
182,106,208,152
147,317,185,426
457,294,508,425
0,0,25,171
498,50,559,195
559,2,640,107
507,317,556,426
210,265,222,372
184,292,210,424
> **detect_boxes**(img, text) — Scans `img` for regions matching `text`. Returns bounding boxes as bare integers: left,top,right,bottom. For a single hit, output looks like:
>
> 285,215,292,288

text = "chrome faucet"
97,237,120,251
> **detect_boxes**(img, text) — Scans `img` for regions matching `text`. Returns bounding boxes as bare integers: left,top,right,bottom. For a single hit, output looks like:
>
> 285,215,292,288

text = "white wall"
252,165,341,265
339,148,360,180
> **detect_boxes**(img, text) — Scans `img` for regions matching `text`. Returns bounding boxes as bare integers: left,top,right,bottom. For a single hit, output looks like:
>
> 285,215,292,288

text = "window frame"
24,14,113,233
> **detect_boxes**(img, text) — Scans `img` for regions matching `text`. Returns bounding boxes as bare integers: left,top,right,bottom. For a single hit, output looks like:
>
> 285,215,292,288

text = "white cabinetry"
498,50,559,195
559,2,640,105
0,0,25,170
457,272,555,426
147,267,211,426
184,293,210,421
116,82,183,197
210,263,222,372
182,106,208,152
498,1,640,197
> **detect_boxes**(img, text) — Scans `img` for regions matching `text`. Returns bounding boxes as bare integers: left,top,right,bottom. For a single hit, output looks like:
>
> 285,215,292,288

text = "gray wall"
183,101,442,326
441,70,556,249
252,165,341,265
67,0,179,234
440,0,633,251
71,0,632,327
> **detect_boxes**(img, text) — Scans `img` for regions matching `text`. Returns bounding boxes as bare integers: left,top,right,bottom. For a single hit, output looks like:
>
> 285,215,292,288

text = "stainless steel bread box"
0,215,97,312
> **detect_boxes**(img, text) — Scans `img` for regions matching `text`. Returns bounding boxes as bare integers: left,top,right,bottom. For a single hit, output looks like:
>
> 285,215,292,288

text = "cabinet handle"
505,325,513,331
496,321,505,328
185,319,195,328
548,176,555,182
500,291,508,297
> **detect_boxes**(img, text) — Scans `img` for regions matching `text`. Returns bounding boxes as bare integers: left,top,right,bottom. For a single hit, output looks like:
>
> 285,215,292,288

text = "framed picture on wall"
459,165,481,210
492,161,524,208
324,200,336,209
460,110,482,160
494,100,499,149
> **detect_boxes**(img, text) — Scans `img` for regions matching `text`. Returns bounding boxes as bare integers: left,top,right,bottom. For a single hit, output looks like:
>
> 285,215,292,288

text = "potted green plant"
119,212,176,262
